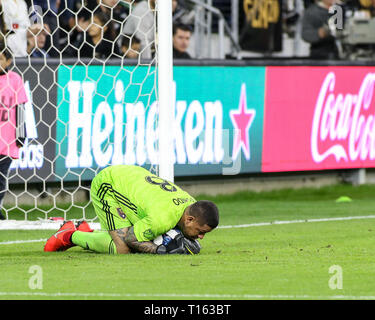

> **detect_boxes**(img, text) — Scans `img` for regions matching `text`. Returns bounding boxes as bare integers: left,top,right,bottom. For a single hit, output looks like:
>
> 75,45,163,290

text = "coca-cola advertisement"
262,66,375,172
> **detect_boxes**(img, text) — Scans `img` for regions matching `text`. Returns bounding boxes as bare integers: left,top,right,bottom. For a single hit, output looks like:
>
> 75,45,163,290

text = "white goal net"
0,0,173,227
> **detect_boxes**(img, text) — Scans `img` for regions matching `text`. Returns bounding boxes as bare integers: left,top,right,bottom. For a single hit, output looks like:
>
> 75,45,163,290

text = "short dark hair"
173,23,193,35
0,40,13,60
189,200,219,229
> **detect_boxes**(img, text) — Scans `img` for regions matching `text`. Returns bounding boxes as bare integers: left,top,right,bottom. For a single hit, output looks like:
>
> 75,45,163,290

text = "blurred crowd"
298,0,375,59
0,0,194,60
0,0,374,60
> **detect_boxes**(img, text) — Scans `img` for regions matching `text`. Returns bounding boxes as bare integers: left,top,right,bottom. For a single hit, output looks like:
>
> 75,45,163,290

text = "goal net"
0,0,173,228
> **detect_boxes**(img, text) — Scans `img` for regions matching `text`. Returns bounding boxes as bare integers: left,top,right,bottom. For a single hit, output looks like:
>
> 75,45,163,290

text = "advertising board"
262,66,375,172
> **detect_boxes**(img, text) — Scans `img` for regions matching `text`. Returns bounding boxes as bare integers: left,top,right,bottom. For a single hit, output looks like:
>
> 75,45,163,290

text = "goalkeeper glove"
156,233,185,254
156,234,201,255
182,237,201,255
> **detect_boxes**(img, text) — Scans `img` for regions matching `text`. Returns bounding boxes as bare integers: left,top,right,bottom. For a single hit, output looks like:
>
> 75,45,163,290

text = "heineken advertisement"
56,65,266,179
8,62,375,185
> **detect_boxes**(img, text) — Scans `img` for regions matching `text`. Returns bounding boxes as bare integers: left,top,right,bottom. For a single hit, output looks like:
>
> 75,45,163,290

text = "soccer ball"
153,227,201,254
153,227,181,246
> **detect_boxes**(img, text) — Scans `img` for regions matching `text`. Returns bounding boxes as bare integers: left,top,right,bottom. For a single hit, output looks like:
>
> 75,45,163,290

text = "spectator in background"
98,0,129,39
27,23,50,58
60,0,129,56
0,41,28,220
59,0,93,56
71,11,120,60
173,23,192,59
67,0,129,40
29,0,61,57
122,0,155,59
303,0,316,10
0,0,30,57
120,34,141,59
302,0,340,59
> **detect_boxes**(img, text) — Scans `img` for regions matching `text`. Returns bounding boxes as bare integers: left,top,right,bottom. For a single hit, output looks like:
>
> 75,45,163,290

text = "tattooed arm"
113,226,186,254
119,226,158,254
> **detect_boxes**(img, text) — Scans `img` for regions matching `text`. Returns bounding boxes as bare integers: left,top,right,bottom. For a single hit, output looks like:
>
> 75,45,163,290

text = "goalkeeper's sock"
71,230,117,254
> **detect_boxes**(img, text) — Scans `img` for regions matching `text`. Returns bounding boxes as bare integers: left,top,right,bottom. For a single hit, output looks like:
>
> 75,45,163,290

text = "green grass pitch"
1,183,375,300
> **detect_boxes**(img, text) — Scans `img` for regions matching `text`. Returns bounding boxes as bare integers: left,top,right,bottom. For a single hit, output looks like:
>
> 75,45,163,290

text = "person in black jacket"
302,0,340,59
70,11,120,60
173,23,193,59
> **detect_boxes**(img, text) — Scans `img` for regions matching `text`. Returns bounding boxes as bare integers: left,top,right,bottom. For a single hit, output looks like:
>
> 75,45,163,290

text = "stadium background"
6,60,375,204
4,0,375,205
1,0,375,302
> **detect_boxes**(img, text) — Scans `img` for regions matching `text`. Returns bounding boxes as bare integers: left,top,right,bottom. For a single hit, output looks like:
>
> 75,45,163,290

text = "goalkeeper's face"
181,216,213,241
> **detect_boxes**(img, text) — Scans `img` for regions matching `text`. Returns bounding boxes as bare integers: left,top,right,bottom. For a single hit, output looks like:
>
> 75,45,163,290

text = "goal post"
157,0,175,183
1,0,175,225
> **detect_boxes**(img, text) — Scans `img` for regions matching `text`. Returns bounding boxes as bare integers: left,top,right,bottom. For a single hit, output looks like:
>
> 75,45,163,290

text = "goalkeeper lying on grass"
44,165,219,255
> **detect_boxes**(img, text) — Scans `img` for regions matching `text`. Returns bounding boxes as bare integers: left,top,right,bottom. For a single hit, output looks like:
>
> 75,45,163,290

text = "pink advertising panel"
262,66,375,172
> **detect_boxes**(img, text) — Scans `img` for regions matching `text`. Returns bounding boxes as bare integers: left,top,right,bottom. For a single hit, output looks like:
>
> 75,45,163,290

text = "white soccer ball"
153,228,181,246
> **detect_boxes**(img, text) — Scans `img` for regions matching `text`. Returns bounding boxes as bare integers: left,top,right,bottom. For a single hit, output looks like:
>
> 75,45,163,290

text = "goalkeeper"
44,165,219,255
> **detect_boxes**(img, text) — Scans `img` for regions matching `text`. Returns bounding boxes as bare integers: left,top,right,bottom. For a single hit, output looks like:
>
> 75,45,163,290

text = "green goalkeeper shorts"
90,170,133,231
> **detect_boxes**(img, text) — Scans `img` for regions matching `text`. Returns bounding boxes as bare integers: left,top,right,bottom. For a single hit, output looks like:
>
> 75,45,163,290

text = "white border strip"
0,291,374,300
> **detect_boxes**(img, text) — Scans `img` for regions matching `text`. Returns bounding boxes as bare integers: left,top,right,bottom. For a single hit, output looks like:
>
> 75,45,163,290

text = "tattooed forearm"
121,227,158,254
115,228,127,244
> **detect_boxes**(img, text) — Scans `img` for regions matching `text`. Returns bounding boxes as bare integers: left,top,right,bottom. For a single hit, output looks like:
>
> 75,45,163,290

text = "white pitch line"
0,238,47,245
0,291,374,300
217,215,375,229
1,214,375,246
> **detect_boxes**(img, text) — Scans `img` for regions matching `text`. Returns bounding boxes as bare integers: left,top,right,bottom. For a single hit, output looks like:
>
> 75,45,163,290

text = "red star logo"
230,84,256,160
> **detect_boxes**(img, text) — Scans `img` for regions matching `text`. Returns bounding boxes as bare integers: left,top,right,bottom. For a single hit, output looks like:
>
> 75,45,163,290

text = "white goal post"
1,0,174,226
157,0,175,183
